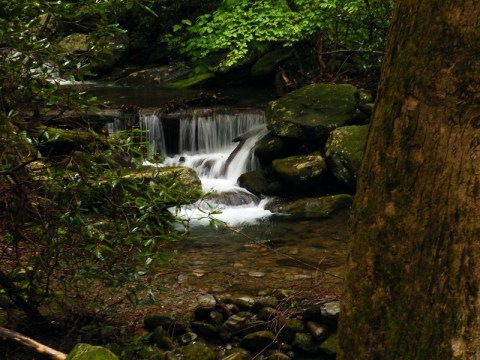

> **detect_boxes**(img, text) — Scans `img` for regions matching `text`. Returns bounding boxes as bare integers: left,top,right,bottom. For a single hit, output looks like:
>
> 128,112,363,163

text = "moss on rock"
266,83,362,141
265,194,353,218
272,154,327,191
325,124,369,188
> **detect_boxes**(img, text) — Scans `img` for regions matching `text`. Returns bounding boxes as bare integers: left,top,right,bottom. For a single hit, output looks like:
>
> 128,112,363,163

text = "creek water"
96,84,347,301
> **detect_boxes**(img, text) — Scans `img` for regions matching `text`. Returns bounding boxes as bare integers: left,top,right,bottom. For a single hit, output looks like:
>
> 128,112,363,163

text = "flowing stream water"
101,85,347,302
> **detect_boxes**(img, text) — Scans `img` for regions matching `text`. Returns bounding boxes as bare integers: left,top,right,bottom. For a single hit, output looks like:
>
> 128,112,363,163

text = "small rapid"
134,107,274,226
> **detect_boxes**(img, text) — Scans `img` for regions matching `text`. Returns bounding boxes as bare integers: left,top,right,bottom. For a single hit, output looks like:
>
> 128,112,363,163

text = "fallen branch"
0,326,67,360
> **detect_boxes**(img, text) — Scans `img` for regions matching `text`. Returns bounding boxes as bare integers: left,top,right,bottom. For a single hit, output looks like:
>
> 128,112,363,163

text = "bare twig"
0,326,67,360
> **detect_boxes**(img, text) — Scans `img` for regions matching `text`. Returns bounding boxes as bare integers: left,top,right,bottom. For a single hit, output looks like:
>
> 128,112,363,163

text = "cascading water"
135,107,273,226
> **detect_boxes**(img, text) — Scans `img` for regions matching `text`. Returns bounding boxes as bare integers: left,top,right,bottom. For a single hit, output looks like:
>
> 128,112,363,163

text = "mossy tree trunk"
338,1,480,359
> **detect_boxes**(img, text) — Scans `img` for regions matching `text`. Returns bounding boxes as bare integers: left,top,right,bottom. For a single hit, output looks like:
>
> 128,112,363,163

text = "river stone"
266,83,360,141
144,314,175,332
266,351,291,360
237,171,270,196
220,314,249,338
325,124,369,187
252,297,278,311
66,343,118,360
115,65,191,86
228,296,256,310
126,166,202,205
153,335,176,351
306,321,329,342
254,132,292,164
179,332,198,345
257,307,276,321
182,342,215,360
320,301,341,327
272,154,327,190
265,194,353,218
137,345,165,360
197,294,217,308
240,330,276,351
292,332,317,354
280,318,305,343
319,332,338,356
209,310,225,325
192,321,219,338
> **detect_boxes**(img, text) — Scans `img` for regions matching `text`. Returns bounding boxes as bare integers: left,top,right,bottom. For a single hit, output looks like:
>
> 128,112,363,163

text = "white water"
137,108,273,226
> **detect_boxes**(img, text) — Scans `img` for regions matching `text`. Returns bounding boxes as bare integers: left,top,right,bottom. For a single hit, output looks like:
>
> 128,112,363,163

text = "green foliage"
167,0,393,70
0,0,195,319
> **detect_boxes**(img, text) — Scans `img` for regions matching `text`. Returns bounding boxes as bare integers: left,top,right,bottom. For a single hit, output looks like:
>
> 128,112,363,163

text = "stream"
94,84,348,313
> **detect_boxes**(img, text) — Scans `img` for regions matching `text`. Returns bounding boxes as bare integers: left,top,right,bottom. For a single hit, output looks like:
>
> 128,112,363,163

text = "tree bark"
338,1,480,359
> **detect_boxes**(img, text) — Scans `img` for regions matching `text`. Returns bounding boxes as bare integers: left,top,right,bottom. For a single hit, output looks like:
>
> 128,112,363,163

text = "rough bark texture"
338,1,480,359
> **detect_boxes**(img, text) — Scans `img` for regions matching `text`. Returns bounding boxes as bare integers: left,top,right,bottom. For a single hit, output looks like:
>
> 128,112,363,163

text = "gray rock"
209,311,225,325
265,194,353,218
266,351,291,360
182,342,215,360
228,296,256,310
115,65,190,86
179,332,198,345
321,301,341,327
257,307,276,321
191,321,219,338
325,124,369,187
266,84,362,141
292,332,317,353
145,314,175,332
280,318,305,343
252,297,278,311
197,294,217,307
306,321,329,342
237,171,270,196
240,330,276,351
319,332,338,356
272,154,327,190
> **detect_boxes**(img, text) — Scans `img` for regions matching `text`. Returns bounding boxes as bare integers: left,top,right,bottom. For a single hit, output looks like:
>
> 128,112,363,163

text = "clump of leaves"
166,0,392,74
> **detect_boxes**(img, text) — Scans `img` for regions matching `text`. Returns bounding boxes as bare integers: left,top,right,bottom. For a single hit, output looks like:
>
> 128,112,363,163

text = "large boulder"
125,166,202,204
115,65,191,86
272,154,327,191
66,343,118,360
237,171,283,196
325,124,369,188
59,33,128,71
265,194,353,218
266,83,364,141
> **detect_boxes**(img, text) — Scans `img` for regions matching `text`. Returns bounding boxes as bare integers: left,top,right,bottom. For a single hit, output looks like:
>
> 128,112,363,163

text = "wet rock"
209,311,225,325
253,132,291,164
281,318,305,343
292,332,317,354
179,332,198,345
66,343,118,360
145,314,175,332
137,345,165,360
306,321,329,342
197,294,217,308
237,171,270,196
220,348,250,360
265,194,353,218
240,330,276,351
115,65,190,86
325,124,369,187
192,321,219,338
266,351,291,360
228,296,256,310
248,271,266,278
220,314,249,338
272,154,327,190
266,84,362,141
182,342,215,360
319,332,338,356
153,335,175,351
321,301,341,328
125,166,202,205
257,307,276,321
252,297,278,312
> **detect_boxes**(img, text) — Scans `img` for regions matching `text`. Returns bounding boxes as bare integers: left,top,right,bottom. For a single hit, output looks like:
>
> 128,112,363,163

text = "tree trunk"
338,1,480,359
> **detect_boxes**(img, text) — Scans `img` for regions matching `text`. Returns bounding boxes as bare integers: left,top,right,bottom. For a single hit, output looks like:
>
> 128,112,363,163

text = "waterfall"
109,107,273,225
140,114,167,156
